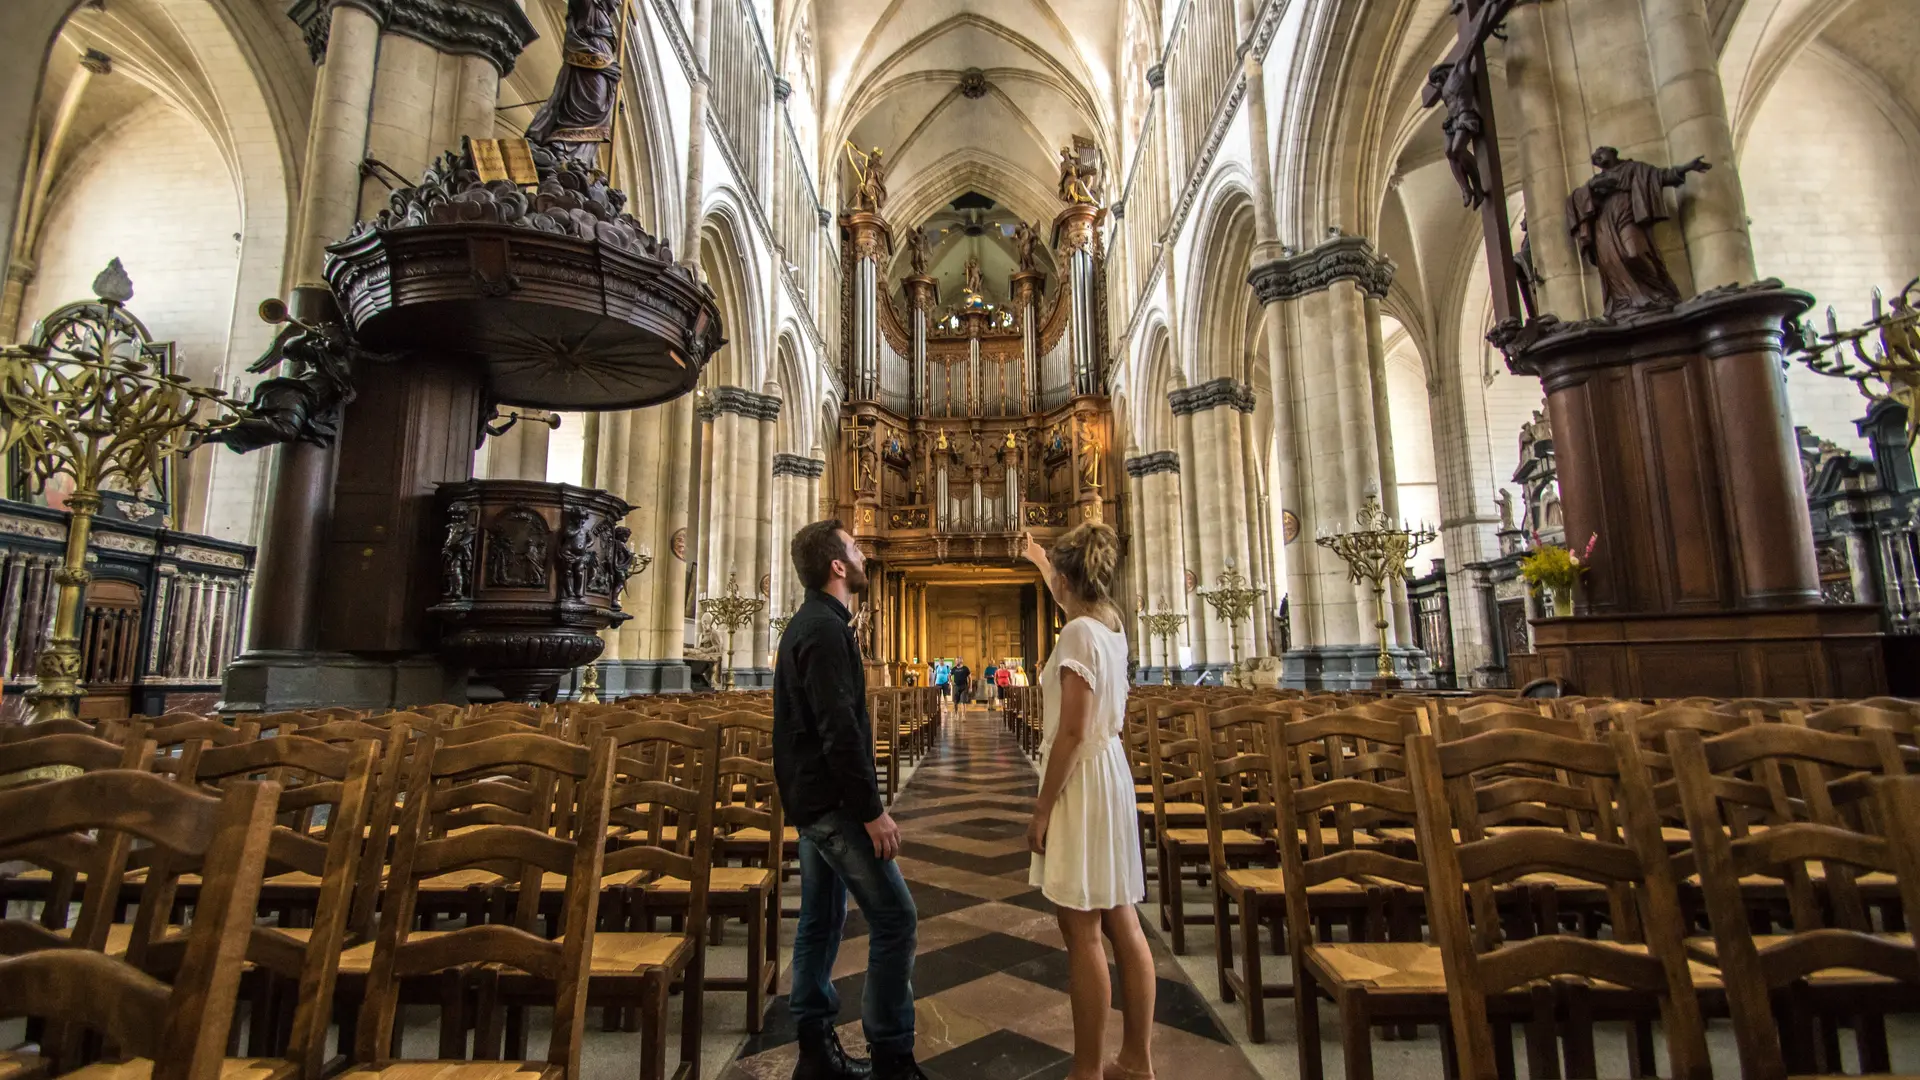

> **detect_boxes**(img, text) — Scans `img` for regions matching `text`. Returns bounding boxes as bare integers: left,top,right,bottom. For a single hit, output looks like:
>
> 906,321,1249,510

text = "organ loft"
828,146,1125,687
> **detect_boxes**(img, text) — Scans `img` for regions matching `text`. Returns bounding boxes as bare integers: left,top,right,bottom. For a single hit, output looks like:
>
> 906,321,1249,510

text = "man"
775,520,923,1080
950,661,971,707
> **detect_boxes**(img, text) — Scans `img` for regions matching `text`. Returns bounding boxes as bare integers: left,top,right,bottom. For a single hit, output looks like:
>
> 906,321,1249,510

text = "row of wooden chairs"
0,704,777,1079
1118,686,1920,1080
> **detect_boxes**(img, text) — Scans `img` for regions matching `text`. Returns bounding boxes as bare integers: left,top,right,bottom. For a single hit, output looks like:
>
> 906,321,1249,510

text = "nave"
725,704,1261,1080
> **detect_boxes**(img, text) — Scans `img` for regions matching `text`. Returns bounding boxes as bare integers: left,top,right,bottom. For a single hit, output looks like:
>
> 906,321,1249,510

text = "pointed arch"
1182,174,1258,386
698,191,766,390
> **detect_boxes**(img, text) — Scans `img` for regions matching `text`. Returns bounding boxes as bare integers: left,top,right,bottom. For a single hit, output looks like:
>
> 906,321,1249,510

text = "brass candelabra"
1787,278,1920,443
0,262,242,722
1315,494,1436,686
769,612,793,641
1195,561,1265,675
1140,602,1190,685
700,571,766,691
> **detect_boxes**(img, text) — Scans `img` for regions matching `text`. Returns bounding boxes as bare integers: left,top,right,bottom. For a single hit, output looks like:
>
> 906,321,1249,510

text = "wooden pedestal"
1527,607,1885,698
1508,281,1884,697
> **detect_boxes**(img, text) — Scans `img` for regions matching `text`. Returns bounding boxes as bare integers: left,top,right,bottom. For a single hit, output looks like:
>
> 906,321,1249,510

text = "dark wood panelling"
1528,606,1886,699
319,356,484,655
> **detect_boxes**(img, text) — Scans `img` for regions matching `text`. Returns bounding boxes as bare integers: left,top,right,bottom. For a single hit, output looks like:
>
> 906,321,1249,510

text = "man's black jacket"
773,589,883,827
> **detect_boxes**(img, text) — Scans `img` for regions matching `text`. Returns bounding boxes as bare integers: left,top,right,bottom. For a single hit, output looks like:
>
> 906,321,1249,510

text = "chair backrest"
1192,706,1284,876
183,735,378,1079
1271,708,1426,953
0,717,103,743
1142,700,1207,836
1666,724,1914,1080
0,769,280,1079
357,731,614,1074
709,710,783,863
0,734,153,936
1408,729,1708,1080
603,719,719,946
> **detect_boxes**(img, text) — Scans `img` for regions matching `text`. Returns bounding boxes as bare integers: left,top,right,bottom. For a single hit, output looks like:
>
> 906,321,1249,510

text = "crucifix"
1423,0,1525,326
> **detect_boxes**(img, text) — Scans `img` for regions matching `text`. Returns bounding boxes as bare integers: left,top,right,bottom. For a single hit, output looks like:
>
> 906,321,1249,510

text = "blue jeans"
789,811,918,1057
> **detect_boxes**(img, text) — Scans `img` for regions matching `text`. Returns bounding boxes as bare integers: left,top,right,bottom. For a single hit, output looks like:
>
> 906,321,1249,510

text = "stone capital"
710,385,782,422
1247,234,1394,304
1168,377,1255,416
772,453,826,479
290,0,538,75
1125,450,1180,477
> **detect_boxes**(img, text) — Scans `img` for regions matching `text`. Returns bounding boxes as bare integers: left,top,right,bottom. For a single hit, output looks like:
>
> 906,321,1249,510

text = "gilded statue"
1566,146,1710,319
844,142,888,214
852,426,879,493
1078,417,1102,489
1057,144,1099,205
525,0,623,167
962,254,984,297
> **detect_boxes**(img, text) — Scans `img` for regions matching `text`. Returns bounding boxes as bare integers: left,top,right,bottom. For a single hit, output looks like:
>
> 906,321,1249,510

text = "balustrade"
0,502,252,719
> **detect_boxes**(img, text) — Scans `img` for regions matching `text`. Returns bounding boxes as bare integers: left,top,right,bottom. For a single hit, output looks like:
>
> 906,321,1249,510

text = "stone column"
710,386,779,683
476,410,553,480
1170,381,1256,669
1250,235,1424,689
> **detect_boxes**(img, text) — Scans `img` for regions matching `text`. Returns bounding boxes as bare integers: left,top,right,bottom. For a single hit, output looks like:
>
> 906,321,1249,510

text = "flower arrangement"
1519,533,1598,615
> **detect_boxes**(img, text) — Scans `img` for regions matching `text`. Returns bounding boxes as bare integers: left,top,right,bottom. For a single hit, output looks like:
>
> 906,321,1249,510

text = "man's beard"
845,563,870,594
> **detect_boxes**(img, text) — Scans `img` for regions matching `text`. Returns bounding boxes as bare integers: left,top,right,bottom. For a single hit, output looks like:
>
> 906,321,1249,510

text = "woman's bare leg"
1102,904,1157,1076
1056,906,1111,1079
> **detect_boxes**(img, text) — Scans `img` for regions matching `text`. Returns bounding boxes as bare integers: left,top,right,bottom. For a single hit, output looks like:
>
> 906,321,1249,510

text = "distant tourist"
951,661,972,705
1021,524,1155,1080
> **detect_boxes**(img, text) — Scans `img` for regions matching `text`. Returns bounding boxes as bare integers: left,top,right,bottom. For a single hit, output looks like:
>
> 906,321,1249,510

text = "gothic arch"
697,192,766,390
1182,175,1257,386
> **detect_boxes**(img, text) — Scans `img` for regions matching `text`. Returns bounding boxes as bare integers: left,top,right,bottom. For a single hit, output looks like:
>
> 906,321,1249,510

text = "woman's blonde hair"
1049,521,1122,628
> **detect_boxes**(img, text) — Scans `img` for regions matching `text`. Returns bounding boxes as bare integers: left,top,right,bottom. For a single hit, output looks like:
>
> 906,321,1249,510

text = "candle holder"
1315,494,1436,688
1195,561,1265,677
1786,280,1920,442
699,571,766,691
0,261,245,723
1141,602,1190,686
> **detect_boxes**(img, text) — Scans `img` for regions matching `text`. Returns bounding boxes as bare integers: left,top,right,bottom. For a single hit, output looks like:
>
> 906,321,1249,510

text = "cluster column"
1125,451,1186,673
771,453,825,616
592,395,698,694
701,386,780,686
1249,235,1424,689
1168,380,1260,671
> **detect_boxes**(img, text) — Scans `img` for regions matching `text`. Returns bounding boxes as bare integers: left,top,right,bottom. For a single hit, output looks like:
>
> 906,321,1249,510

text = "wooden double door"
929,585,1024,681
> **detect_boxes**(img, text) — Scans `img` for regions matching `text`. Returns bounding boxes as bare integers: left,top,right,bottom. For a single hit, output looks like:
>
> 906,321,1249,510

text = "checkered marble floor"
722,705,1263,1080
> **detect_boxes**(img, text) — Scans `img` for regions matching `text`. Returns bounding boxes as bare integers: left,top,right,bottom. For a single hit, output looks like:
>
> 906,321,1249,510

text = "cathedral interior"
5,0,1920,1075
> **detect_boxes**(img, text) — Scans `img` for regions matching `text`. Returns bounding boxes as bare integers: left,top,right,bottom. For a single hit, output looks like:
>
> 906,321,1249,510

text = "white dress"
1028,616,1146,911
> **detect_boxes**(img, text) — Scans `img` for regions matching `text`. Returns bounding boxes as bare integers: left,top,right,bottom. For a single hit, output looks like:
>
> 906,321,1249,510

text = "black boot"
870,1050,929,1080
792,1020,872,1080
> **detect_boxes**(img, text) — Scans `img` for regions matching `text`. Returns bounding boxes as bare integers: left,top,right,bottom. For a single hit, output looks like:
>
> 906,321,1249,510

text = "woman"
1023,524,1154,1080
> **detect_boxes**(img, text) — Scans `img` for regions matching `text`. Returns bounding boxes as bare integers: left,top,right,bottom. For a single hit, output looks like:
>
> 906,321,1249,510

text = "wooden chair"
1266,707,1427,1067
1666,723,1914,1078
0,768,281,1080
180,736,379,1077
645,711,782,1033
0,733,151,932
344,731,615,1078
590,718,720,1076
1408,727,1711,1080
1144,702,1270,955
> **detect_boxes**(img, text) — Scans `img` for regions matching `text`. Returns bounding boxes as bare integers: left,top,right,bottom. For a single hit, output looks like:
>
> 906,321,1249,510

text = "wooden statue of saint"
525,0,623,167
907,227,930,275
1566,146,1710,319
1013,221,1039,273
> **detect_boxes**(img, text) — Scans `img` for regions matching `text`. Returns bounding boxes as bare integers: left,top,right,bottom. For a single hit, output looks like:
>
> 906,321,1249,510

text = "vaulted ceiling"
799,0,1132,231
